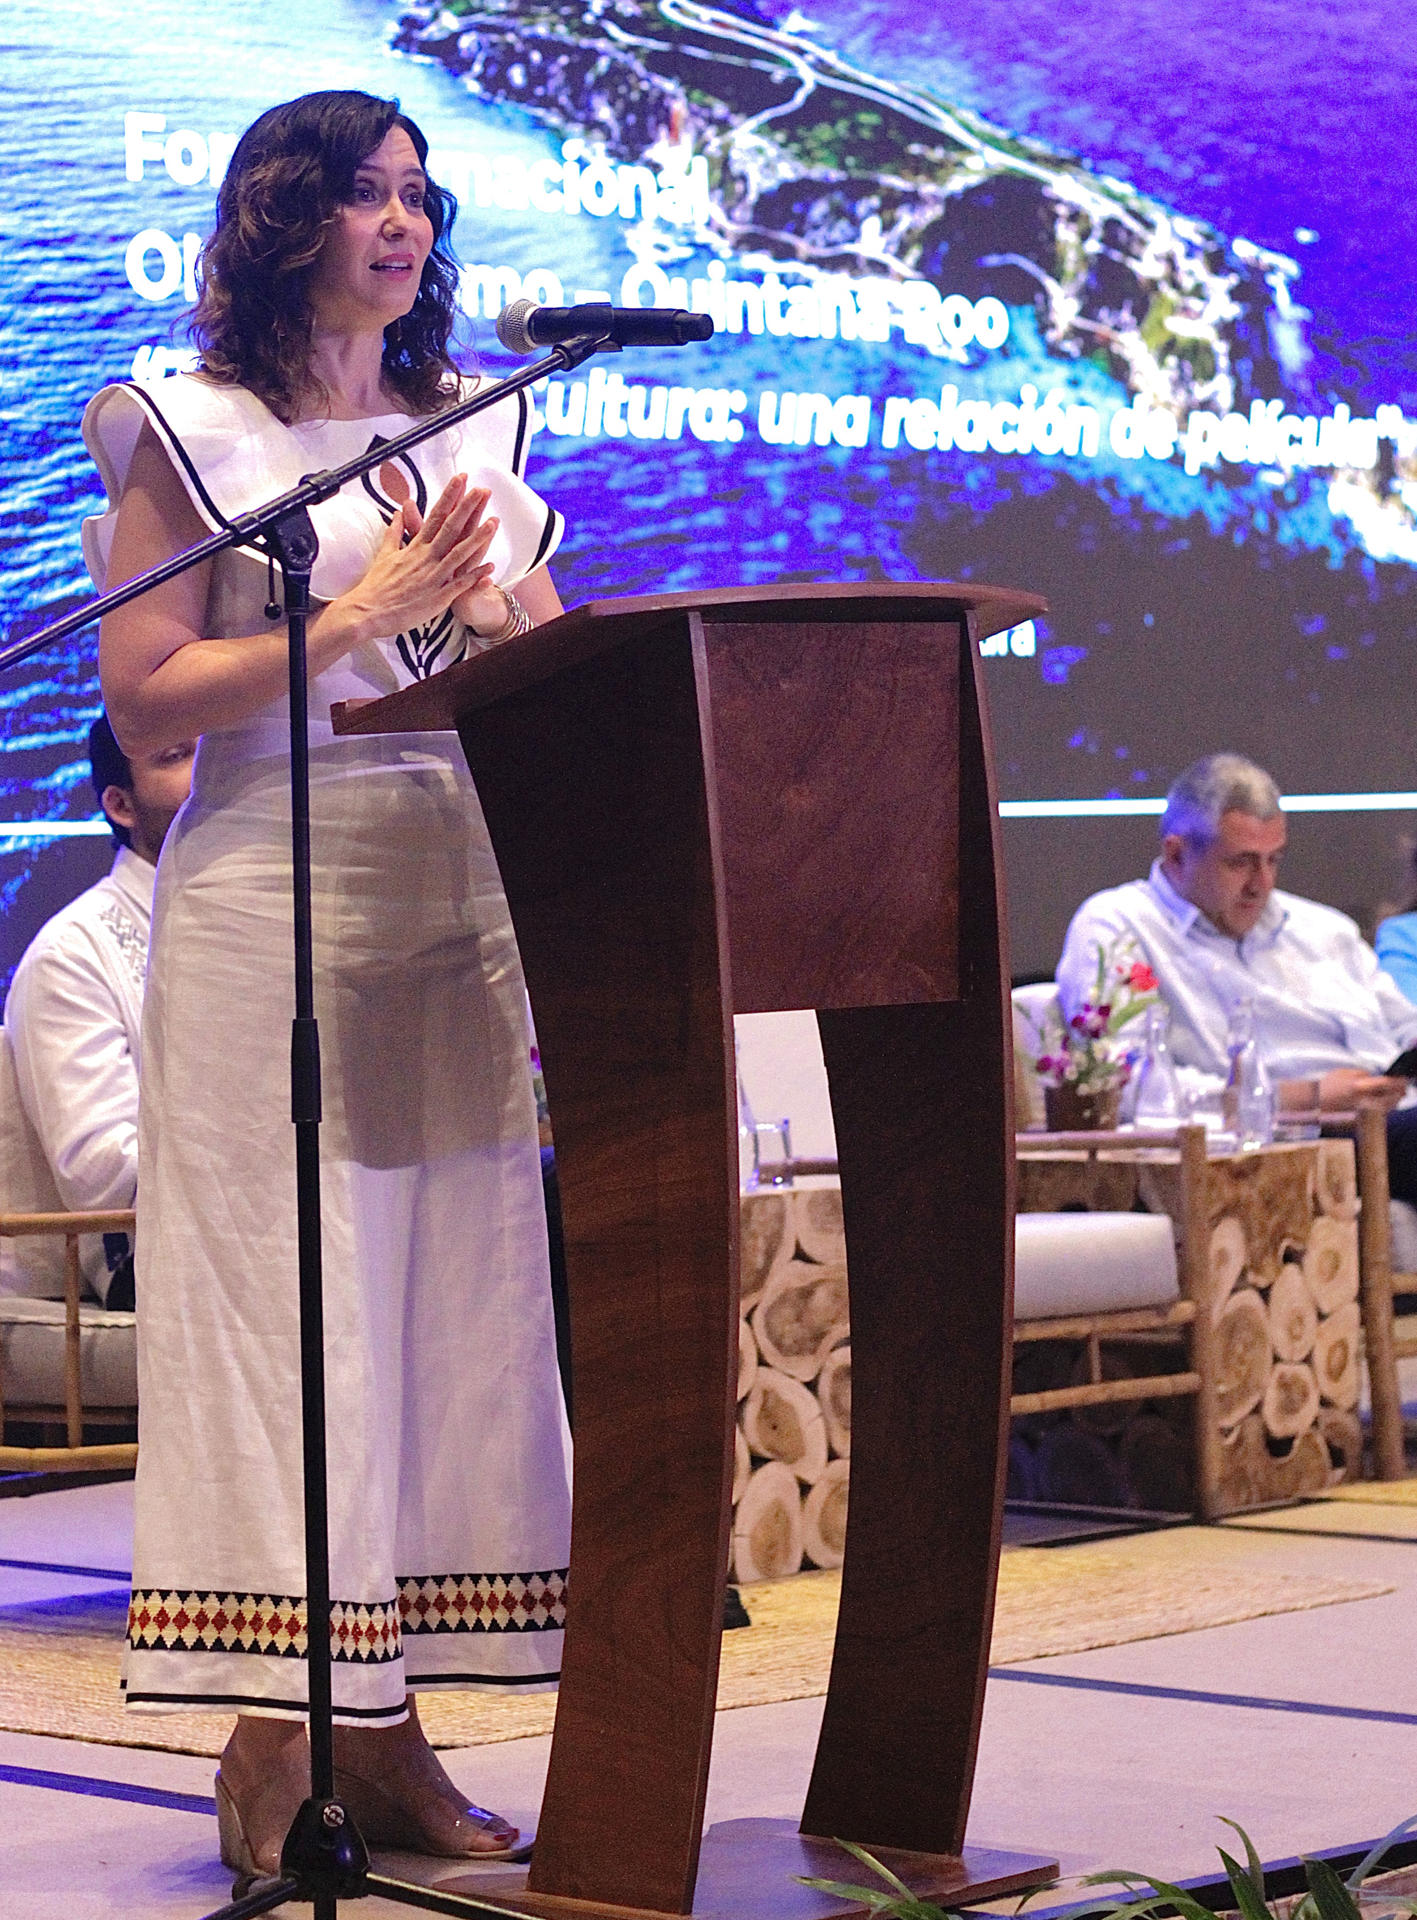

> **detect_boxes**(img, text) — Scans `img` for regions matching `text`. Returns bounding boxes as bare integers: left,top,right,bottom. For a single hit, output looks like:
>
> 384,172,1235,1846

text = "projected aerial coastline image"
376,0,1417,795
0,0,1412,949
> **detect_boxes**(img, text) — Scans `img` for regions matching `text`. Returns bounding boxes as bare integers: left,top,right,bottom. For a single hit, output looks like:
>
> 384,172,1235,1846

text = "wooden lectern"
333,583,1055,1920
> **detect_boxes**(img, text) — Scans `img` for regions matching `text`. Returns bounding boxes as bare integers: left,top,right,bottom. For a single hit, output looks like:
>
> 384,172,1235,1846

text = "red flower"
1128,962,1158,993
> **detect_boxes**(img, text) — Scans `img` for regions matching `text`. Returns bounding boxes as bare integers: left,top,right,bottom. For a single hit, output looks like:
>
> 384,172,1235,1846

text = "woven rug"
1323,1476,1417,1506
0,1541,1389,1760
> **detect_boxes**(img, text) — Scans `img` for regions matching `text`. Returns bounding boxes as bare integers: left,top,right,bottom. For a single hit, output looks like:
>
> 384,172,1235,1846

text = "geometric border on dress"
398,1570,568,1636
127,1569,569,1662
127,1592,400,1663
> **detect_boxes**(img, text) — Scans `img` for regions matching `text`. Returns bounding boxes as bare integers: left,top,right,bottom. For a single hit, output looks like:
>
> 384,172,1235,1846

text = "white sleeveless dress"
81,373,571,1724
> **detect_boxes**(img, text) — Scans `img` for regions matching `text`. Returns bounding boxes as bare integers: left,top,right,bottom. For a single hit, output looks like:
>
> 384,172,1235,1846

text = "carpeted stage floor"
0,1522,1390,1758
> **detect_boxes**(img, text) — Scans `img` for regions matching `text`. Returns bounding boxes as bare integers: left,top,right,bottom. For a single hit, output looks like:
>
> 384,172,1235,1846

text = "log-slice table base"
386,1822,1058,1920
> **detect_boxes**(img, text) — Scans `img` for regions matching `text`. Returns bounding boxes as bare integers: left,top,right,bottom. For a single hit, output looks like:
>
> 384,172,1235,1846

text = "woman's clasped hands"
332,470,504,646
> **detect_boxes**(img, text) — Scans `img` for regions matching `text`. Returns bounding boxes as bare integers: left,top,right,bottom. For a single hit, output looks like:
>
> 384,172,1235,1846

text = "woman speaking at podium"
83,90,571,1877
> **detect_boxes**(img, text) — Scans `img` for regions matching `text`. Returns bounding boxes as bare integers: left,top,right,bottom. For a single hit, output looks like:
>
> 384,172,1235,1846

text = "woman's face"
307,125,434,333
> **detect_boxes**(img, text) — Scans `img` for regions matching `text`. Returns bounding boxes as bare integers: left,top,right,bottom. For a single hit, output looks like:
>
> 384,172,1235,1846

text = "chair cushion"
0,1296,137,1408
1015,1211,1179,1320
1391,1199,1417,1278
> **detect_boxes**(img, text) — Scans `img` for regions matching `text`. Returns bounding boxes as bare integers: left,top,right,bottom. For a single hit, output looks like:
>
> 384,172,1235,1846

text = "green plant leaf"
1344,1812,1417,1892
833,1839,919,1901
1053,1898,1171,1920
1048,1811,1417,1920
794,1840,957,1918
792,1877,936,1914
1304,1856,1363,1920
1219,1819,1268,1892
1081,1871,1218,1920
1218,1847,1276,1920
1037,1875,1158,1918
1107,998,1153,1034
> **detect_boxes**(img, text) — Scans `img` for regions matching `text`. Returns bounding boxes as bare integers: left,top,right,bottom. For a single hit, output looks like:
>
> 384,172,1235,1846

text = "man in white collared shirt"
3,717,194,1304
1057,753,1417,1198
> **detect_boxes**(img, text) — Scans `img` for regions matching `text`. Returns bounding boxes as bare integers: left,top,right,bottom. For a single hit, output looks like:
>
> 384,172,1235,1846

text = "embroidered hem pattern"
128,1570,569,1661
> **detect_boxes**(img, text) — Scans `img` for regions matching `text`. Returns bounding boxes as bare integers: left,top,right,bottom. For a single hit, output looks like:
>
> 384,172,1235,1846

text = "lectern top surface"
562,579,1044,633
331,579,1046,737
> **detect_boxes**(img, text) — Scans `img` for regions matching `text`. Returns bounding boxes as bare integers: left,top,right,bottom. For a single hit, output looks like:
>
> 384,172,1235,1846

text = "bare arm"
443,529,564,635
512,565,563,625
100,421,504,755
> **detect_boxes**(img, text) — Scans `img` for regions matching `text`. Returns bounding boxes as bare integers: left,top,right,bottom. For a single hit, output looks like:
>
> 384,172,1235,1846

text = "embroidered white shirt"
4,847,152,1225
1056,858,1417,1102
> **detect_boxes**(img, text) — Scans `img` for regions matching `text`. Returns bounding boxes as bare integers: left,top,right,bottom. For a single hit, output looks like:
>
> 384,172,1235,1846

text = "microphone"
496,299,715,354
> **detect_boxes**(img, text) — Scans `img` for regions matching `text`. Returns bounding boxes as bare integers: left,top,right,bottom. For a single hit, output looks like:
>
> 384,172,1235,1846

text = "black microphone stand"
0,330,611,1920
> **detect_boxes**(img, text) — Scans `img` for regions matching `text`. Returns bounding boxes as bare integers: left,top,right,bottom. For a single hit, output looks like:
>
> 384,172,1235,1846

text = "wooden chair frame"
1013,1124,1220,1515
1348,1101,1415,1481
0,1205,137,1473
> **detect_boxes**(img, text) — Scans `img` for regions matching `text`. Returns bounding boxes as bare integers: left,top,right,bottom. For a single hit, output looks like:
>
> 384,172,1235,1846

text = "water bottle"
1130,1001,1186,1130
1222,997,1275,1148
737,1073,760,1191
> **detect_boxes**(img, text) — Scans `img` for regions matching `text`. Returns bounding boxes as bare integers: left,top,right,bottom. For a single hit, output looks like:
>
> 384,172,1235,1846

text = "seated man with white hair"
1056,751,1417,1198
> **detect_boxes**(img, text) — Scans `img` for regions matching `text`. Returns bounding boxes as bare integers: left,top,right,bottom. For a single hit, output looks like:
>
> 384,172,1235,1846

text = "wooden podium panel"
334,582,1053,1917
802,642,1009,1848
698,613,959,1010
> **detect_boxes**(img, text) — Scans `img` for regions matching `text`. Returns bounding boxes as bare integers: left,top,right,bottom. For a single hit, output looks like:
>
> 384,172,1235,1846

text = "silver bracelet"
481,588,534,644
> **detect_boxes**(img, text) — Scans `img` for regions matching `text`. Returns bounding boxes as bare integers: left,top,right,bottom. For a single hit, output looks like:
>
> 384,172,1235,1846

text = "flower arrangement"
1034,939,1159,1093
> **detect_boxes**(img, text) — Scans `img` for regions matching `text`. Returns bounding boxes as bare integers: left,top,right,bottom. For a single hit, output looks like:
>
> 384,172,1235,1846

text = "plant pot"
1044,1083,1122,1131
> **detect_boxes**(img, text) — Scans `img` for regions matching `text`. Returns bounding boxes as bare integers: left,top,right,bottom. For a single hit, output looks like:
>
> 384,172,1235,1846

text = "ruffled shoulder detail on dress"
81,374,563,602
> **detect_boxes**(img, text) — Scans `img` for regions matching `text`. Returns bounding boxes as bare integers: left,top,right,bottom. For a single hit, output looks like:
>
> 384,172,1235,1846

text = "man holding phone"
1057,753,1417,1196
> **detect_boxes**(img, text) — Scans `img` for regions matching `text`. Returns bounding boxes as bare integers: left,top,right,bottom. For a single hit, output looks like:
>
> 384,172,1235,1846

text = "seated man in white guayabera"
1056,751,1417,1203
2,716,193,1305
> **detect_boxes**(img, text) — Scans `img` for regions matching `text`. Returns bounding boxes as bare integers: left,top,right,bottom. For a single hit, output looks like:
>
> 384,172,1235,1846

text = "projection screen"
1,0,1412,980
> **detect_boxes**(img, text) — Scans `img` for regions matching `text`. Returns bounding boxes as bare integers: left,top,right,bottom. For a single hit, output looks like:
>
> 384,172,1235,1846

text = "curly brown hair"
189,91,462,421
